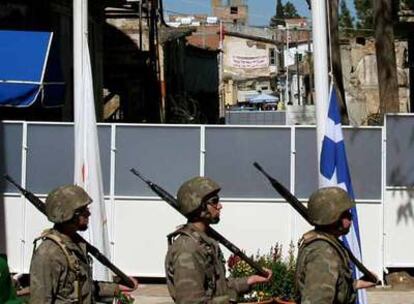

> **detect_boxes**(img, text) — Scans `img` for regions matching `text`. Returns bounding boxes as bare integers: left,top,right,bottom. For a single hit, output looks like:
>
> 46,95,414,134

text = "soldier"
29,185,137,304
165,176,272,303
295,187,376,304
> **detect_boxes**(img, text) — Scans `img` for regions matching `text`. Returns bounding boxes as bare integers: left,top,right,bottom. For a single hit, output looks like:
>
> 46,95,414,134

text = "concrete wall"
186,25,220,50
212,5,248,25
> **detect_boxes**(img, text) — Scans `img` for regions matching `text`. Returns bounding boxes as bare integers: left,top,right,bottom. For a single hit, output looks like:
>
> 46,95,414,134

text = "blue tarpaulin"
0,30,64,107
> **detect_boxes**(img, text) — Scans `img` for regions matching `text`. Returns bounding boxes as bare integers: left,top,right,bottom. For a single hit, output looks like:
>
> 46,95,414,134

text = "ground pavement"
131,284,414,304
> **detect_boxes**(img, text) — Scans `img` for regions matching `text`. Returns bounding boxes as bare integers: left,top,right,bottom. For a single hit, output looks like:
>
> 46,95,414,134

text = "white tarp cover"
249,93,279,103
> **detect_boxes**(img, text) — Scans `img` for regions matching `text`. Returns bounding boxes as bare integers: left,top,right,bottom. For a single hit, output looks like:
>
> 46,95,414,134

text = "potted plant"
227,243,296,304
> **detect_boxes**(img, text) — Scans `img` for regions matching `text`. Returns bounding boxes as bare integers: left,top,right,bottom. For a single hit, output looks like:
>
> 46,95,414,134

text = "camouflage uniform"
29,185,118,304
30,228,117,304
165,223,250,303
295,187,357,304
295,230,356,304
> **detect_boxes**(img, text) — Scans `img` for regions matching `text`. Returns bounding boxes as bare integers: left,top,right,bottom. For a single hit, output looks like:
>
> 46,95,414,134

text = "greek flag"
320,84,367,304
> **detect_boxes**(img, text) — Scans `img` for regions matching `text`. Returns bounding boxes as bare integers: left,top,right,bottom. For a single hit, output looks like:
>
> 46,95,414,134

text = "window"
230,6,238,14
269,48,276,65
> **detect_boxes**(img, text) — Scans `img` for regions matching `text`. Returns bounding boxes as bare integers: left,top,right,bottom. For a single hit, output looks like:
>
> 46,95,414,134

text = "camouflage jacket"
29,229,117,304
165,224,250,304
295,230,357,304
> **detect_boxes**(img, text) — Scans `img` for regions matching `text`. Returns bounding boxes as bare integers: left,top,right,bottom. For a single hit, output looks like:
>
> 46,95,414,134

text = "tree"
339,0,354,30
328,0,349,124
354,0,374,29
283,1,300,18
269,1,301,27
269,0,285,27
374,0,399,118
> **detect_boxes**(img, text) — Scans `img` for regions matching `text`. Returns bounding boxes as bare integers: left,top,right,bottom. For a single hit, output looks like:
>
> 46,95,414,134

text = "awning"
0,30,64,107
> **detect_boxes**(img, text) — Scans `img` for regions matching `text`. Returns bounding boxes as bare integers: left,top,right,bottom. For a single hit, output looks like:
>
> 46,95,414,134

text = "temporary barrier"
0,114,412,280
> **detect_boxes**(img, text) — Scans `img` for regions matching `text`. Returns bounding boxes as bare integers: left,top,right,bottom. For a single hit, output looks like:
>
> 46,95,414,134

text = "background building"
211,0,248,25
222,24,280,107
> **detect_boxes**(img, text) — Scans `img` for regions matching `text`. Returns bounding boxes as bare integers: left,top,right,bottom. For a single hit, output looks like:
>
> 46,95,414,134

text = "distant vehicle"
227,106,256,111
206,16,218,24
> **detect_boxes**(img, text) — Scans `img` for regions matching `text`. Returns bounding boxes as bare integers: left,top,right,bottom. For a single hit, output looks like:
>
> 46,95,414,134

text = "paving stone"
131,284,414,304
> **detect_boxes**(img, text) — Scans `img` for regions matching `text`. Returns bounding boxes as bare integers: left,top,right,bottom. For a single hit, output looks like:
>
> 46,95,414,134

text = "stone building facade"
341,38,410,125
211,0,248,25
221,25,280,107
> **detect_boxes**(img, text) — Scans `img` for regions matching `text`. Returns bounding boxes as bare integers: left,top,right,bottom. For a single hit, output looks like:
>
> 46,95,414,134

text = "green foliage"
283,1,300,18
115,291,135,304
269,0,301,28
354,0,374,29
228,243,296,302
339,0,354,30
270,0,285,28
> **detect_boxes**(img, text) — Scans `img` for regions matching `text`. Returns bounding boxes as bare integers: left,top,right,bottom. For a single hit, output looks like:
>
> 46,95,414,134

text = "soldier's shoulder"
303,238,340,260
33,237,67,263
170,232,201,251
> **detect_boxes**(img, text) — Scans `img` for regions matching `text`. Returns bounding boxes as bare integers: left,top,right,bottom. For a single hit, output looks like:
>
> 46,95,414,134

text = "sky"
163,0,357,26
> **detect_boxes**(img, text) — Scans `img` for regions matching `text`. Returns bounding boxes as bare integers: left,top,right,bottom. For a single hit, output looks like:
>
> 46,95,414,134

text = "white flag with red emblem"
74,36,111,281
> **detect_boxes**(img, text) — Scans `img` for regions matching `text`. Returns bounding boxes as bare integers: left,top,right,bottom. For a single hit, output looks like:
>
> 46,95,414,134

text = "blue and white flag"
320,83,367,304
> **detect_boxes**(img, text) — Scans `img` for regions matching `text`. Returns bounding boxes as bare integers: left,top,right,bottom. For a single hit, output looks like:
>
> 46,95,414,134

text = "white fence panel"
112,199,184,277
2,197,24,273
3,118,414,282
384,189,414,268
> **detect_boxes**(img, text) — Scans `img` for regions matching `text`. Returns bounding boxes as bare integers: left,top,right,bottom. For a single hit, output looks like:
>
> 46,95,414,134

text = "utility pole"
307,26,313,105
285,25,290,105
147,0,163,122
219,20,225,120
295,27,300,106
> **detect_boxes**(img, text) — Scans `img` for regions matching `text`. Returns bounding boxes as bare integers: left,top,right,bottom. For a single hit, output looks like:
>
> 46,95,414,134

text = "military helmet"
308,186,355,226
45,185,92,223
177,176,221,216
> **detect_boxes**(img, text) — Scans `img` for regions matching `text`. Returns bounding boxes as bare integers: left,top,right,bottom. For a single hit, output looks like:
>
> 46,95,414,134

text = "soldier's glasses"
342,209,352,220
74,206,90,217
205,195,220,206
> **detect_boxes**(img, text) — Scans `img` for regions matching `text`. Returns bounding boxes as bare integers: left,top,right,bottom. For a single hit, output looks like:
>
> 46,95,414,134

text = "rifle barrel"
130,168,268,277
3,175,135,289
253,162,380,285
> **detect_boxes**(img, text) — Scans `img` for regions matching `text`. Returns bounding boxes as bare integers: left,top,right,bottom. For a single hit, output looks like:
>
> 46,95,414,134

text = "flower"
115,291,135,304
228,242,296,302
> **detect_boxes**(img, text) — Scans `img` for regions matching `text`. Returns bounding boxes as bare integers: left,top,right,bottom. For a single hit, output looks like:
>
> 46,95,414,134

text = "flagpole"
219,20,224,118
73,0,84,190
73,0,83,112
311,0,330,185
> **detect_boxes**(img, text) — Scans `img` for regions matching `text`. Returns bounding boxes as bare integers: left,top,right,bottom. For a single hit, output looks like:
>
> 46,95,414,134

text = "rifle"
3,175,135,289
252,162,380,284
130,168,268,277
